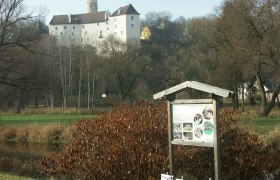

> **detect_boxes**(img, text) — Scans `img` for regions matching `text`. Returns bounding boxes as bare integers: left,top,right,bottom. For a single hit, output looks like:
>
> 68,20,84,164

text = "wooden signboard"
154,81,232,180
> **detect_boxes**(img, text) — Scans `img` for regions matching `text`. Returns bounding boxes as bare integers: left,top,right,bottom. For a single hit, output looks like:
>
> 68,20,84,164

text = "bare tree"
100,36,150,101
0,0,46,90
218,0,280,116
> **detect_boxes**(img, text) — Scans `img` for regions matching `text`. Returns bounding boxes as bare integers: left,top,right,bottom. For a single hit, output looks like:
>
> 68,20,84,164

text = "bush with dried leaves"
41,101,279,179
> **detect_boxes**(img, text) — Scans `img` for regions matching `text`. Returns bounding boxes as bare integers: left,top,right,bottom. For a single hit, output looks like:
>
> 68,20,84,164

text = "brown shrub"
27,126,42,142
0,126,17,140
41,101,169,179
40,125,64,142
41,101,280,179
61,126,77,142
16,126,30,141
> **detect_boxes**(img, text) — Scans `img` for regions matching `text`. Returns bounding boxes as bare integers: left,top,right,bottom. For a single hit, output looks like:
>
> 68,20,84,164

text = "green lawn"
253,117,280,134
0,114,97,125
239,115,280,134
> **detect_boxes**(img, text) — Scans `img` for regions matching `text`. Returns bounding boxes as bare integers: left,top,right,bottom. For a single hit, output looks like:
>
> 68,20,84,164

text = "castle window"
81,38,83,42
131,24,134,27
64,26,67,29
115,25,117,29
106,21,108,25
73,26,75,29
131,16,134,20
60,32,63,36
85,31,87,35
55,27,58,30
107,28,109,31
97,22,99,26
72,32,74,36
82,25,85,28
73,39,75,42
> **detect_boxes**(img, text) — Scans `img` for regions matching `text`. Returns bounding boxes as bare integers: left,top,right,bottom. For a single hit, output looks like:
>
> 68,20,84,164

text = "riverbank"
0,114,99,143
0,172,34,180
0,141,64,179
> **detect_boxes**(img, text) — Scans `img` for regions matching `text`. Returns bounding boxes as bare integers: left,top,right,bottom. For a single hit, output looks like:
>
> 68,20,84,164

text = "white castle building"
48,0,140,47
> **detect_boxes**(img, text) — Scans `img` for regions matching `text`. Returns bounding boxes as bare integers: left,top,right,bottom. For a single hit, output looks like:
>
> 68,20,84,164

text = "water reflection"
0,141,64,178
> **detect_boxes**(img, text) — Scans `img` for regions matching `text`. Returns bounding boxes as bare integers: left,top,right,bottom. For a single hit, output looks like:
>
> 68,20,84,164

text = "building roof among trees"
49,11,107,25
49,4,139,25
111,4,140,17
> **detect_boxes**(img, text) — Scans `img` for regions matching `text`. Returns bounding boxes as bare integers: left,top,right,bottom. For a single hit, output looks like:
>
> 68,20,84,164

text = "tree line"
1,0,280,116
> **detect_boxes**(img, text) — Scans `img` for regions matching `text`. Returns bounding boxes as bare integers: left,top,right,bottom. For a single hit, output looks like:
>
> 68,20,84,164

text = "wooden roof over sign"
153,81,233,100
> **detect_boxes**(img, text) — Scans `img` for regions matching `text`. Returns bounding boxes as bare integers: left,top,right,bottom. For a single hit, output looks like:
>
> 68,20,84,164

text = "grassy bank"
0,172,34,180
0,114,99,143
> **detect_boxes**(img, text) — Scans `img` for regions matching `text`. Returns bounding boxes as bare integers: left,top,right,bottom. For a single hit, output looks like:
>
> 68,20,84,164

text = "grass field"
238,112,280,134
0,114,98,125
252,117,280,134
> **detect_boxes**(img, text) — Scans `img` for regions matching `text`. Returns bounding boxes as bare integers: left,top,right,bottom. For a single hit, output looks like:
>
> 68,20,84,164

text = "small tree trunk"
255,71,267,116
277,95,280,108
68,45,73,106
77,48,83,110
17,90,24,114
86,53,90,109
263,85,280,116
241,81,245,112
91,78,95,108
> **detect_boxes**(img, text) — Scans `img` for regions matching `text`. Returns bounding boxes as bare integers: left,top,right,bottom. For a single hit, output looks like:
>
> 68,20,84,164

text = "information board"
172,101,214,146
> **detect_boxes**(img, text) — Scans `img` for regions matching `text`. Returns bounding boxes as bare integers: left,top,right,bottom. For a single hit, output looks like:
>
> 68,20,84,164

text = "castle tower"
86,0,98,13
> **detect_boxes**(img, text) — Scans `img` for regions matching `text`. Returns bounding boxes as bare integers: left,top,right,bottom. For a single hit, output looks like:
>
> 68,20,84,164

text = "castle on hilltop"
48,0,140,47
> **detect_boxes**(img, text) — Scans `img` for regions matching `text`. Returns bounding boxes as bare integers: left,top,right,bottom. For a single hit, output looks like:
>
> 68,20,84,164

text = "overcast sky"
23,0,224,23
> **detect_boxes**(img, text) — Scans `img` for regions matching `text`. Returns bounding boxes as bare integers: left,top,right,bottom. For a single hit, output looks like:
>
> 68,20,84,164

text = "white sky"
23,0,224,23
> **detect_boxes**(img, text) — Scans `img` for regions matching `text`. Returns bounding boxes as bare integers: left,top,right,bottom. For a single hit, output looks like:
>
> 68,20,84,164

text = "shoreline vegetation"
0,172,34,180
0,107,108,143
0,115,98,144
1,106,280,144
0,106,279,179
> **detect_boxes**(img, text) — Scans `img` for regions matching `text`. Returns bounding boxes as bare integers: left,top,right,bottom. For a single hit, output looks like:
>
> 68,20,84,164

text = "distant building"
140,26,151,41
48,0,140,47
238,78,280,102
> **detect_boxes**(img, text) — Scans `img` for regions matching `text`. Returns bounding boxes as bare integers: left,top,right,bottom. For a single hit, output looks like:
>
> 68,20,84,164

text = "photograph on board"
183,123,193,131
173,123,182,131
183,132,193,140
194,113,203,125
174,132,182,140
203,121,214,135
202,107,213,120
194,127,203,138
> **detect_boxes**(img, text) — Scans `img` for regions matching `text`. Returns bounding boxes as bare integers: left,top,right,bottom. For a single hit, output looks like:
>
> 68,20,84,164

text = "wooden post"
167,95,175,175
213,95,221,180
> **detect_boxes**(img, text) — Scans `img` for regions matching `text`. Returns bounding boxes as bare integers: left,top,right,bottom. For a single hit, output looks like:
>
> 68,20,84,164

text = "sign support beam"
167,95,175,175
213,95,221,180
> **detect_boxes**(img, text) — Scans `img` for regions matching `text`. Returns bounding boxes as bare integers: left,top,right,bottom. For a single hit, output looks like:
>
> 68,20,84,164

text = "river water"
0,141,64,179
